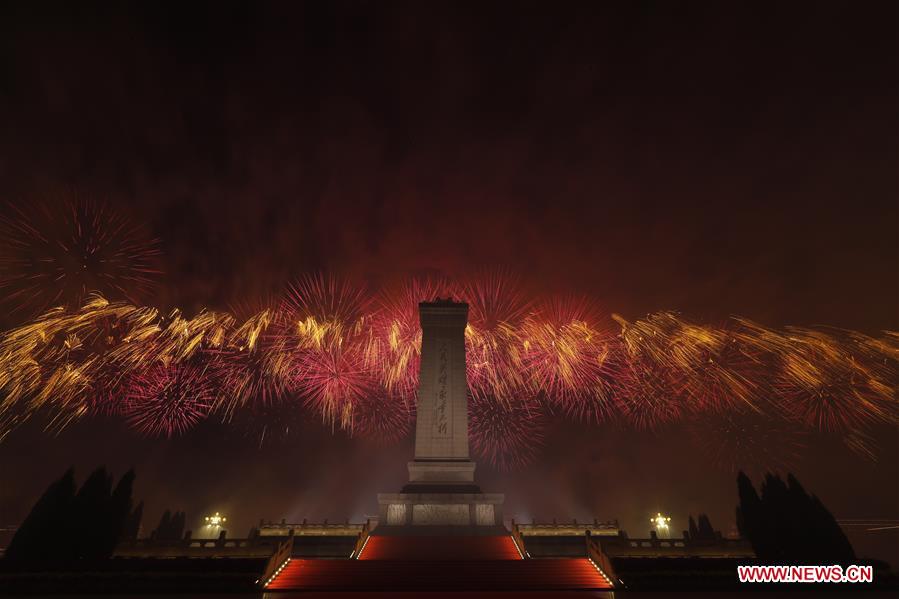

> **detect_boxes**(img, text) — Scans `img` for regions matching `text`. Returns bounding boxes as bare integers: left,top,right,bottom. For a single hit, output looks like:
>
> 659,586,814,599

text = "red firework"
292,342,377,432
520,295,617,414
614,359,685,429
774,328,899,433
456,271,531,401
686,409,808,476
679,331,768,415
208,342,287,417
560,379,625,424
208,306,289,417
350,387,414,443
469,393,545,471
456,271,531,331
368,276,454,402
613,313,708,429
122,362,214,438
0,195,162,317
282,273,369,326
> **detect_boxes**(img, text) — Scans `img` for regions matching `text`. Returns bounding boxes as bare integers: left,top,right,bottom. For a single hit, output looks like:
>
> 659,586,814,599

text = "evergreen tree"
688,515,699,540
123,501,144,540
697,514,715,539
5,466,145,564
151,509,187,540
787,474,854,563
97,469,135,556
171,511,186,540
760,473,792,562
4,468,76,562
152,510,172,540
736,471,764,553
737,471,855,564
69,467,113,559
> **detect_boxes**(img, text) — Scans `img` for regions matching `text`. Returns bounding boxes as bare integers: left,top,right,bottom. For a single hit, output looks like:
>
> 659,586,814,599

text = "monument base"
377,492,505,527
407,459,477,484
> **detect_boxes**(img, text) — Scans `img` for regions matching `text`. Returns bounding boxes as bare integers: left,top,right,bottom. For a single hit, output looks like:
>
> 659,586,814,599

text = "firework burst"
0,196,161,317
0,271,895,471
457,271,531,401
292,342,377,432
687,409,808,476
207,309,290,417
366,277,454,402
730,319,899,432
614,313,693,428
350,387,414,443
282,273,369,340
122,362,214,438
520,295,617,416
469,392,545,471
775,327,899,432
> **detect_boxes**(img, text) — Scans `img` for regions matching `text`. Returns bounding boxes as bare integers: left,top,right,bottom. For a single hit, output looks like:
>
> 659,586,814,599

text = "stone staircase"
265,535,612,591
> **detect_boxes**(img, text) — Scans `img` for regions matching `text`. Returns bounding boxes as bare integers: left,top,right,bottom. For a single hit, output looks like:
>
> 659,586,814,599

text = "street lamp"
651,512,671,539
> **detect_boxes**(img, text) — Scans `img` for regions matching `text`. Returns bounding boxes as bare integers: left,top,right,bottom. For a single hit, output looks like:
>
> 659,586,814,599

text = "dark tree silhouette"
98,469,135,556
123,501,144,540
688,515,699,540
151,509,187,540
5,467,142,565
785,474,855,563
4,468,76,562
736,471,768,556
171,511,186,540
151,510,172,540
736,471,855,564
697,514,715,539
687,514,718,540
69,467,113,559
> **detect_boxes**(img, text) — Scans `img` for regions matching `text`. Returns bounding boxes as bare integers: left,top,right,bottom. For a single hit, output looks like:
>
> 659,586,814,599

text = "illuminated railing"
585,531,618,588
349,519,372,559
258,534,294,588
508,520,528,559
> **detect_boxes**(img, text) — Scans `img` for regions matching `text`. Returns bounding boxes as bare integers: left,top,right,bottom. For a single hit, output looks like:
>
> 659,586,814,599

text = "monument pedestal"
377,492,505,527
407,459,477,484
378,459,504,527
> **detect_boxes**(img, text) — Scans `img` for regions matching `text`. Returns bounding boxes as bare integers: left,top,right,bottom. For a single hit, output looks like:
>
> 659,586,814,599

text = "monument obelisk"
377,299,504,528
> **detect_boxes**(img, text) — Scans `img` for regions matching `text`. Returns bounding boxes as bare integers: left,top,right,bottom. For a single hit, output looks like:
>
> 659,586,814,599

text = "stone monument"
377,299,505,528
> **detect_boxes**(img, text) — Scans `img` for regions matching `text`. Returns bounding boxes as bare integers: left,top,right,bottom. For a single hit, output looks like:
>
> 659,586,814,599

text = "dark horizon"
1,0,896,569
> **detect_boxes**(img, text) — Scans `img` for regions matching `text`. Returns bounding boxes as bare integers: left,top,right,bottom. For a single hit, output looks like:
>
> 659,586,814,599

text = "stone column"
407,300,476,484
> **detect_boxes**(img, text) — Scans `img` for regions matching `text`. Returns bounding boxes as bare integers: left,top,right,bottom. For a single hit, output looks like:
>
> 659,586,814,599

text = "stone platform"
377,491,505,527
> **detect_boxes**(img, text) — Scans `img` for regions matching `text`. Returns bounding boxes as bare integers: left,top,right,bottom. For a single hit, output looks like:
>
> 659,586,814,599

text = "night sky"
1,1,896,566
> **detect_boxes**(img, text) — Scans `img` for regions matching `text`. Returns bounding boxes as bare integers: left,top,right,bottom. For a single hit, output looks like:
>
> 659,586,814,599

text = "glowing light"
204,512,227,528
651,512,672,538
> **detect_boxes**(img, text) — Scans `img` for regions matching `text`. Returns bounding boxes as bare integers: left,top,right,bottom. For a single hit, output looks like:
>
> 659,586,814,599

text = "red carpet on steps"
265,535,611,591
265,558,611,591
358,535,522,560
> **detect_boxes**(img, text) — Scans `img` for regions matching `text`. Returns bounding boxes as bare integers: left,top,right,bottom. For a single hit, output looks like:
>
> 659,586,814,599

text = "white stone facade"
413,302,471,461
376,300,505,528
